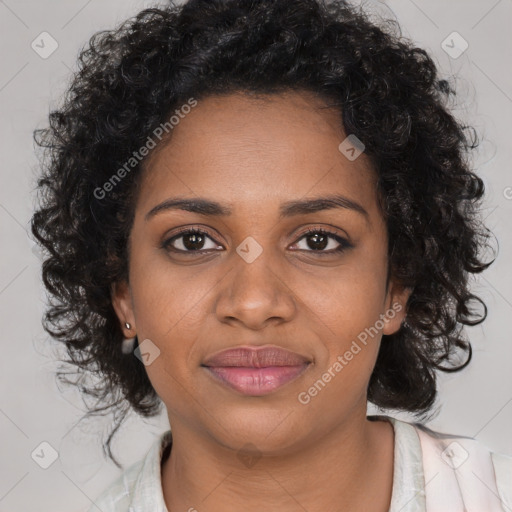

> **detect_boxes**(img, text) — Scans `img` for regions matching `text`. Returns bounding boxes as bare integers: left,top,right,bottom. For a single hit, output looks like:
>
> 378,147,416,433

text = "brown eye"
162,229,222,253
292,228,352,253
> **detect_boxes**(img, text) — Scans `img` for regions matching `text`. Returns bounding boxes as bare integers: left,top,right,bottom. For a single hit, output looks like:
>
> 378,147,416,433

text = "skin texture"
112,91,411,512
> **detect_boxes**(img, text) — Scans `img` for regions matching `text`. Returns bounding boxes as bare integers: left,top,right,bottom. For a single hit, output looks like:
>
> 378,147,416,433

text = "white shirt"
87,414,512,511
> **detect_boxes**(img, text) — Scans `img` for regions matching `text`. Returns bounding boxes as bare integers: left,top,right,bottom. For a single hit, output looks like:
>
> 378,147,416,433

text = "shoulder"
86,459,143,512
86,430,172,512
409,418,512,511
491,451,512,508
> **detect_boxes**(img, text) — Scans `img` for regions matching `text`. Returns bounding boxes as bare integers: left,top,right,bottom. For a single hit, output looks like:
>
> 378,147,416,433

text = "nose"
214,246,297,330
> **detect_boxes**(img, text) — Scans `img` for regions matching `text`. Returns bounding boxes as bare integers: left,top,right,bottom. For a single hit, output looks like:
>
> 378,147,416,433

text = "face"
112,91,410,454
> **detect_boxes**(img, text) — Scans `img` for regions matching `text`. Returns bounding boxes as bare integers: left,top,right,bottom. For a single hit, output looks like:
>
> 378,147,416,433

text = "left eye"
292,229,350,253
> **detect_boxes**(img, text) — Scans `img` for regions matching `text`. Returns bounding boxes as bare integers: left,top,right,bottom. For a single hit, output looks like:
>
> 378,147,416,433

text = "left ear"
382,279,412,336
111,279,137,338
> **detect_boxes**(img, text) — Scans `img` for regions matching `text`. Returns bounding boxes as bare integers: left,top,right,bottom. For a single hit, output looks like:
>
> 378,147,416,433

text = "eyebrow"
145,194,369,222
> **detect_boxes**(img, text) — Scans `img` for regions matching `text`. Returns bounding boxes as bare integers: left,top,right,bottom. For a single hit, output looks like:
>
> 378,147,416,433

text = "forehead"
136,91,381,223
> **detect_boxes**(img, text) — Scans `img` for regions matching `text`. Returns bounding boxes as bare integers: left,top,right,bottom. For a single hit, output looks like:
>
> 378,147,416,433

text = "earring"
122,322,136,353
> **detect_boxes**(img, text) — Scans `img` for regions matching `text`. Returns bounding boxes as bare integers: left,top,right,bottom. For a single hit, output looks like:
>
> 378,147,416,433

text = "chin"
202,404,309,456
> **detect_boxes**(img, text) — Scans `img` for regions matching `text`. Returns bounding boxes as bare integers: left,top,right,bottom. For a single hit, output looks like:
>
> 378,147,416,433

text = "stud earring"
122,322,136,353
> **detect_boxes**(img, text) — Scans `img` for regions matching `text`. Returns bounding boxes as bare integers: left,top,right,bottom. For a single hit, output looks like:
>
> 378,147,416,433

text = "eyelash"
161,226,352,255
298,227,352,253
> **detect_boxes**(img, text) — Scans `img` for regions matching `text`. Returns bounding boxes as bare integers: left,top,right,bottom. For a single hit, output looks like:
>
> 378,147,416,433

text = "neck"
161,409,394,512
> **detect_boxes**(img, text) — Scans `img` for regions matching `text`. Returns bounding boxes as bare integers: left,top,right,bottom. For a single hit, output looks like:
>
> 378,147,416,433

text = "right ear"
111,280,136,338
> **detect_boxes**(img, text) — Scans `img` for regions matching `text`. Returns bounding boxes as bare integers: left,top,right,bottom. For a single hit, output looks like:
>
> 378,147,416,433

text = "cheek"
126,251,214,395
302,283,385,374
294,253,388,338
291,249,388,388
129,242,215,338
296,286,385,415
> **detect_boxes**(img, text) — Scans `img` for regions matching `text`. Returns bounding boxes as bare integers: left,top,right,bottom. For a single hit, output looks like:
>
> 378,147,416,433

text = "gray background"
1,0,511,510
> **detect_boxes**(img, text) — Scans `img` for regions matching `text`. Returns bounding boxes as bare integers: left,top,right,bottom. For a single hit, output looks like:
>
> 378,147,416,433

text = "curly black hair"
31,0,496,467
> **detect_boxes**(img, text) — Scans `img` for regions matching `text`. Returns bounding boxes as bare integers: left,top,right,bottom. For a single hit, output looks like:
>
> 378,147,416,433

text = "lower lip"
203,364,310,396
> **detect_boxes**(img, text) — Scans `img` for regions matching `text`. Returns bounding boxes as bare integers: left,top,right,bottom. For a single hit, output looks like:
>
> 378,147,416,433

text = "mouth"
201,345,312,396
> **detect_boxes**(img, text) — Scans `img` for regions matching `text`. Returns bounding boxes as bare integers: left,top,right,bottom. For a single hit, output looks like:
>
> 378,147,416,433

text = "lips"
203,346,310,367
202,345,311,396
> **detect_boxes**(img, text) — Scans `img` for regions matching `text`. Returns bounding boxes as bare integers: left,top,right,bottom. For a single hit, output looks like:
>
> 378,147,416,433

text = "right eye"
161,228,223,253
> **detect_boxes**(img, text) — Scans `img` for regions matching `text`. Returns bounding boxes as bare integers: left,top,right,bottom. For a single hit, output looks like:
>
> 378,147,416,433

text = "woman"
31,0,511,510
